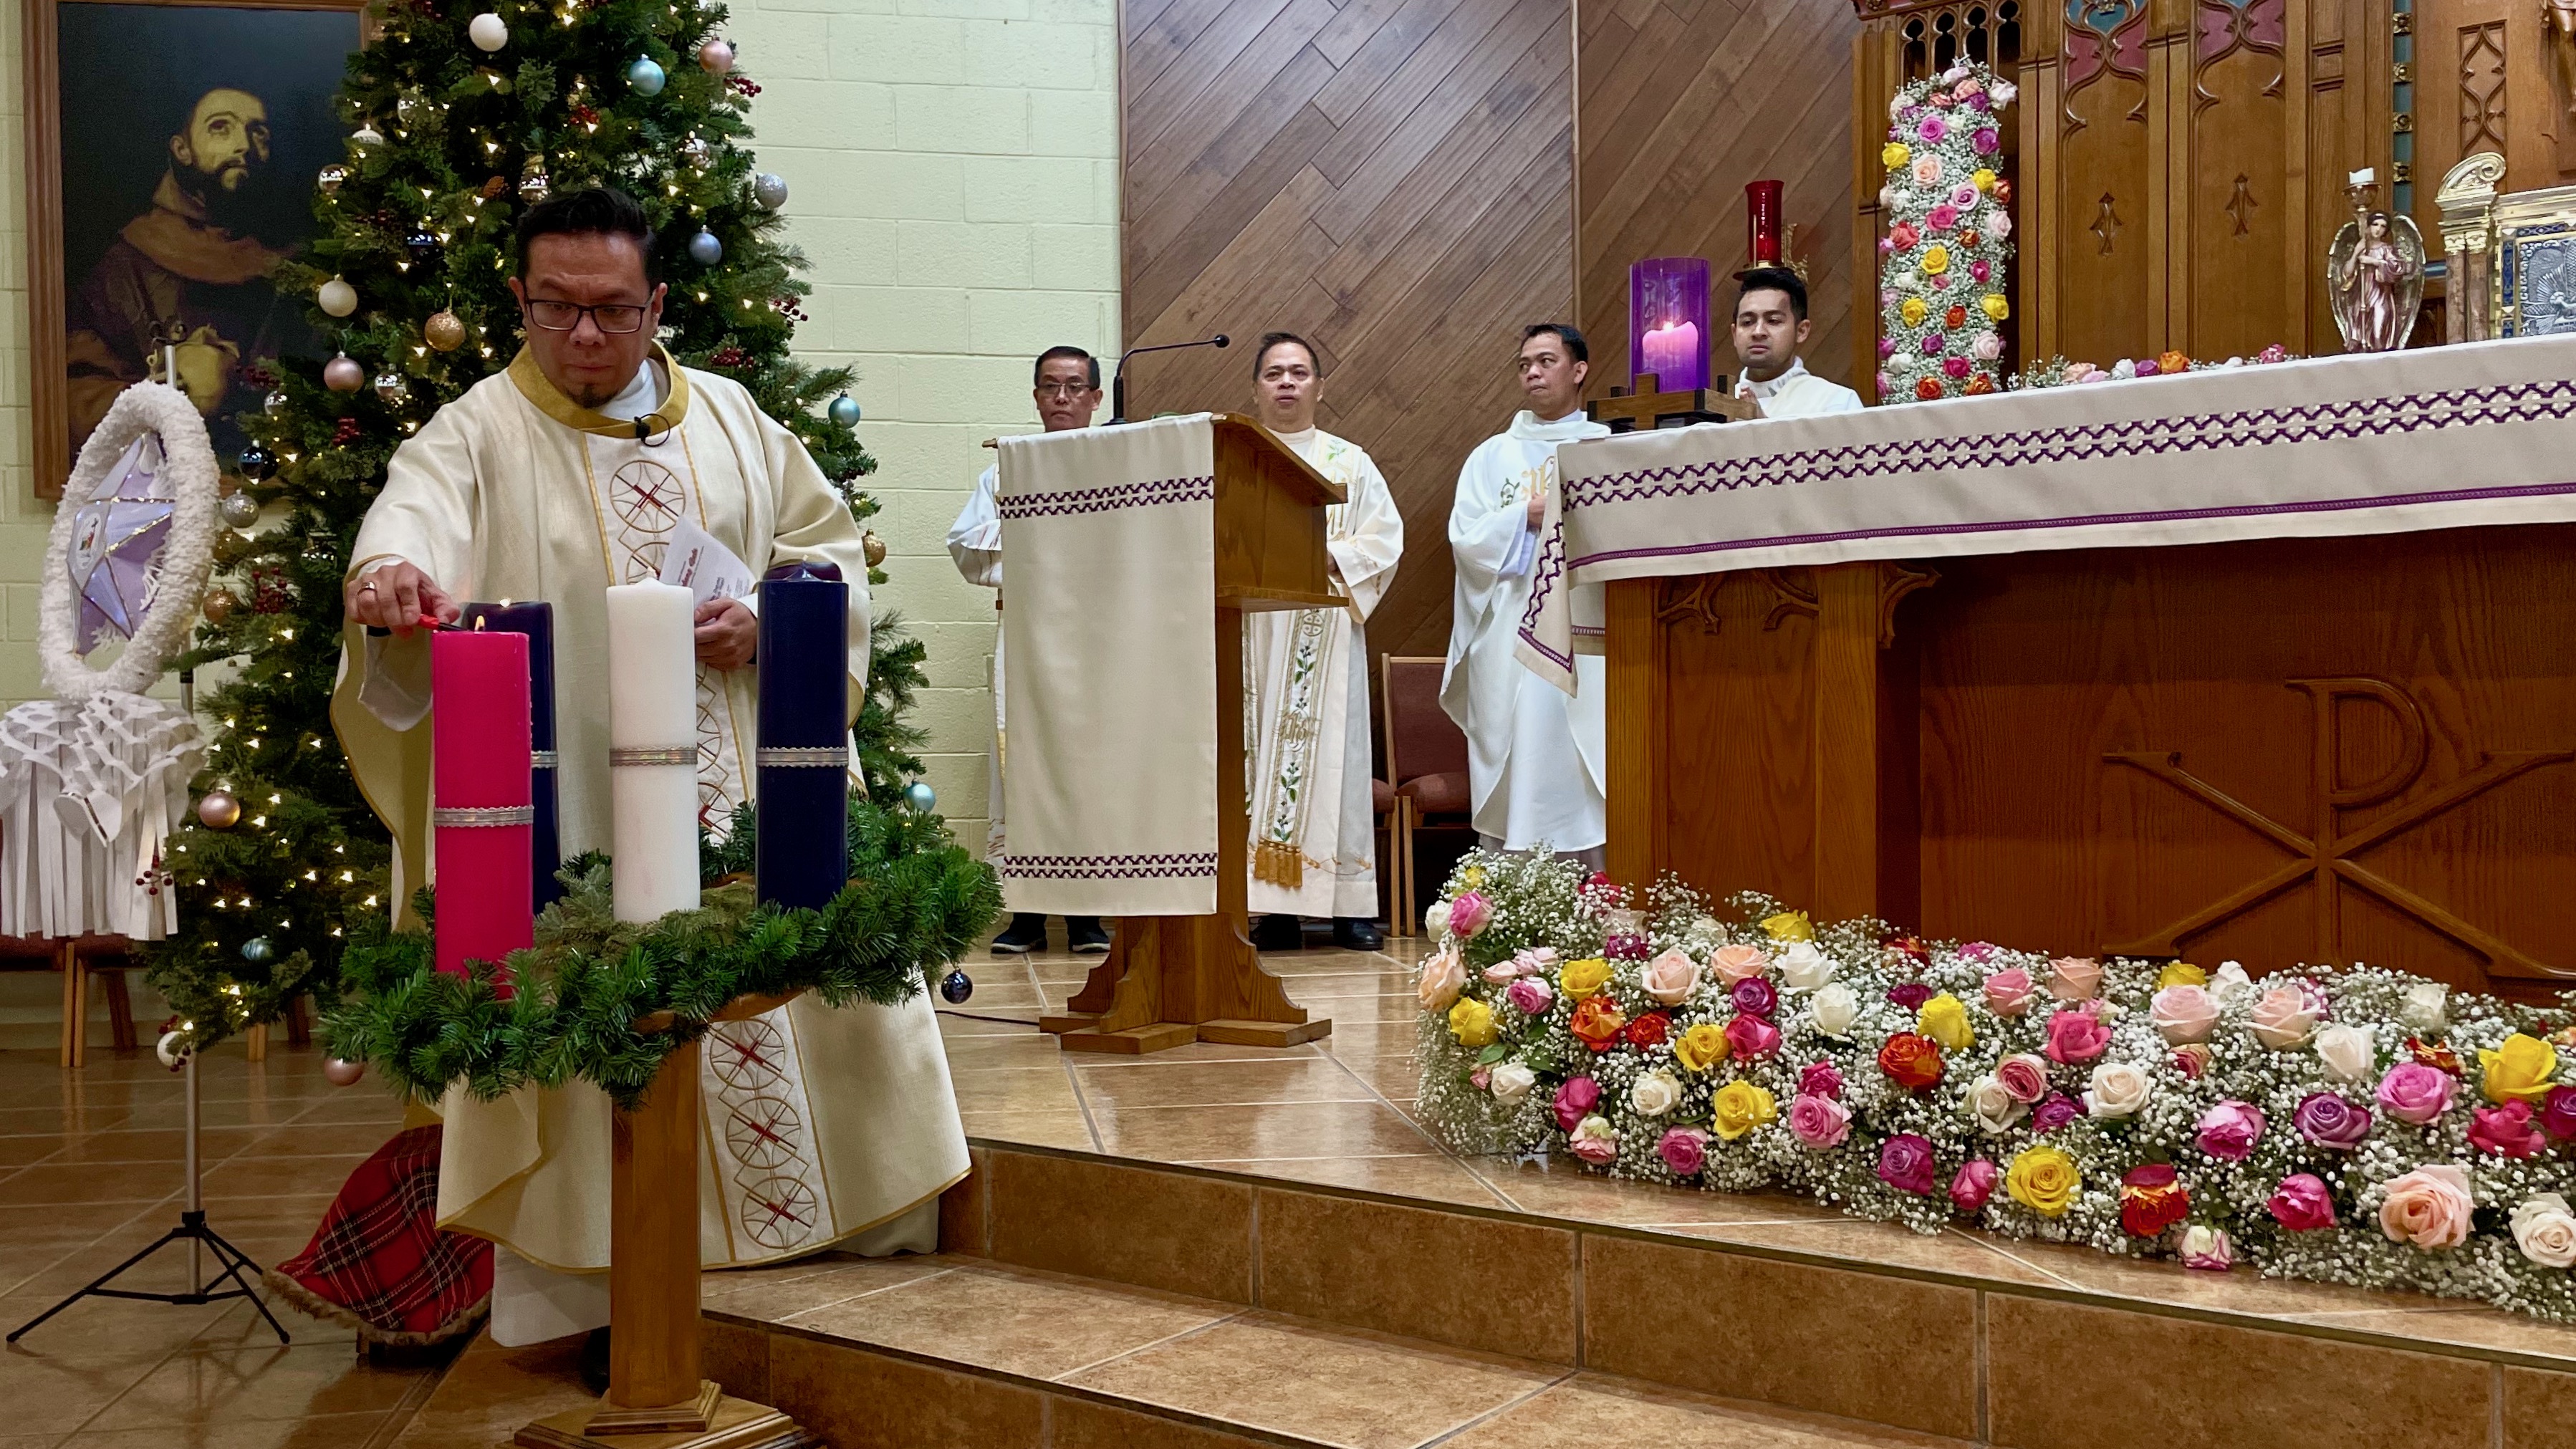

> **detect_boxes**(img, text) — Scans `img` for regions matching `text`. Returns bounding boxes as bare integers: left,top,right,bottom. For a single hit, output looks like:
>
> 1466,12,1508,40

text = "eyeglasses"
1035,382,1096,399
524,299,649,333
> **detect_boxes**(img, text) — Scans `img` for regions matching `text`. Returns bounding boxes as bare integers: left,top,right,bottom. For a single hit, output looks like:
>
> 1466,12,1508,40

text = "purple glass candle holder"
1630,257,1710,393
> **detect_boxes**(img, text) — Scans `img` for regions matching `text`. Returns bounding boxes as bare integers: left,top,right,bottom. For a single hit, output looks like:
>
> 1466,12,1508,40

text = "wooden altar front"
1604,527,2576,998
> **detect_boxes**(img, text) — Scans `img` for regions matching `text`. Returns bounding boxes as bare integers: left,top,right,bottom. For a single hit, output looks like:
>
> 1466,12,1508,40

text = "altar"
1524,335,2576,998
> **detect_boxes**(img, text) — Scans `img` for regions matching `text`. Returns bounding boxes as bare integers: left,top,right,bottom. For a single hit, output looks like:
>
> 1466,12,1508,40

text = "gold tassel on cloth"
1253,837,1304,889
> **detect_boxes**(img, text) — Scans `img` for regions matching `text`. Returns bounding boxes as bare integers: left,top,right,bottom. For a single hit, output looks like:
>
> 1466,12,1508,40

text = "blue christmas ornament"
827,394,862,428
627,57,667,95
240,935,274,964
688,228,724,265
938,969,974,1005
902,780,936,814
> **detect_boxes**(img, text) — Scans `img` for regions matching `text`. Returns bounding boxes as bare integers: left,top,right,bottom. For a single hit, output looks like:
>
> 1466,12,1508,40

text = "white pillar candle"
605,581,700,925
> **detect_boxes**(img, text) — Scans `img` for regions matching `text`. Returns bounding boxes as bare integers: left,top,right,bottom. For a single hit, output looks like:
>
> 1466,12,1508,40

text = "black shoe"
1251,913,1304,952
579,1327,610,1395
990,913,1049,954
1066,917,1111,954
1333,917,1384,951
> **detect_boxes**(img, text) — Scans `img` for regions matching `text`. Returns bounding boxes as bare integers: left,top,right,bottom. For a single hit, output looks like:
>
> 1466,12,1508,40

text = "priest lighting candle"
606,582,701,924
459,601,563,910
432,625,533,982
756,563,851,910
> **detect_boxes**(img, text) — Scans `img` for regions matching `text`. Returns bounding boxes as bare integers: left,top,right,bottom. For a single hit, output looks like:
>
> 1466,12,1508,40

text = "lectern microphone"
1110,334,1229,423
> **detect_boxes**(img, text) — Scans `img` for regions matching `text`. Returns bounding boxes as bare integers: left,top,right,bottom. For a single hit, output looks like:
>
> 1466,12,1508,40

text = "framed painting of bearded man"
25,0,365,498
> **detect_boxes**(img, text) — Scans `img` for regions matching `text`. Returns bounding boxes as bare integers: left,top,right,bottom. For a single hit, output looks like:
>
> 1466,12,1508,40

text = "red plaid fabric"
270,1124,492,1345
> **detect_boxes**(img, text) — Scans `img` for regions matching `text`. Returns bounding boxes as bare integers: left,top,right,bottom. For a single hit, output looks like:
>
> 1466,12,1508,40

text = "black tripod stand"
8,1044,291,1346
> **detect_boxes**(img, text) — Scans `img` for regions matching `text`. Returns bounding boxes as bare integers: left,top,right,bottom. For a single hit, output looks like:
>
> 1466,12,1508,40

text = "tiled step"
699,1139,2576,1449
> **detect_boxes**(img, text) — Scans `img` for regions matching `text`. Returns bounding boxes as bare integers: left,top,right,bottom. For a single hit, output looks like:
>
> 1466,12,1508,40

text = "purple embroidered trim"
999,474,1213,521
1000,852,1221,880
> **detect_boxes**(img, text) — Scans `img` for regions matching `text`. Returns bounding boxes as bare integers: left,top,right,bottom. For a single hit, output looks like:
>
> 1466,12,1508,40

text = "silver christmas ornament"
679,135,713,169
752,172,789,211
240,935,274,964
351,122,385,149
317,163,350,194
519,155,552,204
374,371,409,403
687,228,724,265
264,389,289,413
324,354,365,392
324,1056,367,1087
219,491,262,528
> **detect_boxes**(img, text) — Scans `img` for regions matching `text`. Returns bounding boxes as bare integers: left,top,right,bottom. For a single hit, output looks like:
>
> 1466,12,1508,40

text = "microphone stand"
1110,334,1230,423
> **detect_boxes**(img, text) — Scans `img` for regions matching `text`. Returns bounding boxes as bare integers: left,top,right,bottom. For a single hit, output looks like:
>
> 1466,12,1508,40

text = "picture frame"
24,0,370,500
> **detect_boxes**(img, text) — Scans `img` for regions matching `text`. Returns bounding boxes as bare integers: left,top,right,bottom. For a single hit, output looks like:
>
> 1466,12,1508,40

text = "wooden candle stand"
515,993,816,1449
1587,372,1757,432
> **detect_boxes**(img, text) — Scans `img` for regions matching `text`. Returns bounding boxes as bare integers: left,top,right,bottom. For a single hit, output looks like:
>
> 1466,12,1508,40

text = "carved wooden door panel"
2178,0,2301,357
2047,0,2162,362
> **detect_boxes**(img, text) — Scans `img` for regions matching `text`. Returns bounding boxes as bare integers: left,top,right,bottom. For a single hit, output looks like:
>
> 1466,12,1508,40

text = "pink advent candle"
1638,322,1701,389
433,627,534,984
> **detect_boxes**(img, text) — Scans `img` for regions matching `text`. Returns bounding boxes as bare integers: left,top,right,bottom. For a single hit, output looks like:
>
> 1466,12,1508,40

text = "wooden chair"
1,934,138,1067
1380,656,1474,936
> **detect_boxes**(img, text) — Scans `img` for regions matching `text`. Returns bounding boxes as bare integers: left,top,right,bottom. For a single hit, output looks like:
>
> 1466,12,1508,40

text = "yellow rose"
2156,963,2208,991
2481,1032,2560,1103
1899,297,1929,328
1711,1080,1777,1140
1559,957,1613,1001
2006,1146,2080,1218
1760,911,1814,943
1917,993,1974,1052
1457,864,1487,890
1980,292,2009,322
1448,997,1496,1049
1972,166,1997,193
1920,244,1951,276
1675,1022,1728,1072
1882,142,1911,169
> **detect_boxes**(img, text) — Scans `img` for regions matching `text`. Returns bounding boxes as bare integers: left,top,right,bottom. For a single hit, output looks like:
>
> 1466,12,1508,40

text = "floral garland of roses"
1875,62,2016,404
2010,346,2298,390
1415,852,2576,1322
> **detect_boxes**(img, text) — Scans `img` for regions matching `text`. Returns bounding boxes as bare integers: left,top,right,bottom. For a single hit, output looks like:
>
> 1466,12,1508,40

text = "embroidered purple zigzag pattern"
999,474,1214,521
1000,852,1222,880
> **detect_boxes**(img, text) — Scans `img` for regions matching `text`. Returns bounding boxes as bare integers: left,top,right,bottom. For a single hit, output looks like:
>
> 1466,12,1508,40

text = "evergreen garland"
140,0,931,1042
327,797,999,1108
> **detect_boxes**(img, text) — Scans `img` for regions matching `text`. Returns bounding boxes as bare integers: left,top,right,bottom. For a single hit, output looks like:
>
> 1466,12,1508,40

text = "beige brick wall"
0,0,1120,848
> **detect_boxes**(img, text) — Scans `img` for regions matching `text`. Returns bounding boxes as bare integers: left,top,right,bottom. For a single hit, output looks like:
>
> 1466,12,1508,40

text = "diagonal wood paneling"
1577,0,1860,400
1121,0,1578,665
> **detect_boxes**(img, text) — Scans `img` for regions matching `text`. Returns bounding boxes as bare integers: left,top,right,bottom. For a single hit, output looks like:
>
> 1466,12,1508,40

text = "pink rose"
1950,1158,1999,1215
1918,115,1948,143
2269,1173,2337,1231
1417,950,1467,1013
2471,1100,2549,1158
1876,372,1893,398
1972,332,2003,362
1983,211,2013,240
1878,336,1896,360
1878,1133,1938,1195
2544,1084,2576,1140
1948,183,1981,210
2046,957,2102,1001
1972,126,1999,154
1788,1094,1852,1149
2378,1164,2475,1250
2195,1100,2265,1160
1640,946,1698,1006
1942,356,1972,380
1922,332,1946,355
1880,287,1900,308
2133,359,2161,377
2032,1093,2082,1133
1726,1014,1782,1060
1983,967,2037,1016
1481,961,1522,984
1994,1052,2051,1104
1552,1077,1600,1132
2375,1062,2456,1125
1505,976,1554,1016
2150,985,2219,1044
2178,1226,2233,1272
2249,984,2321,1049
1879,236,1896,256
1798,1061,1844,1099
1969,258,1992,284
1890,221,1921,251
1657,1126,1709,1177
1926,204,1961,231
2043,1008,2113,1065
1469,1065,1491,1090
1708,943,1771,983
1568,1116,1620,1165
1444,890,1491,938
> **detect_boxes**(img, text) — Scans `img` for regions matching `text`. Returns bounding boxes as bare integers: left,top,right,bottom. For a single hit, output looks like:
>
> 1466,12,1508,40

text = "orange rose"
1943,304,1969,330
2156,350,2191,376
1570,994,1628,1053
1964,373,1996,396
1878,1031,1946,1091
1914,377,1945,401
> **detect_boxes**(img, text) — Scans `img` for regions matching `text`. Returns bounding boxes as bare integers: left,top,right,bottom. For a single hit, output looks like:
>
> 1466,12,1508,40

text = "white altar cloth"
1517,336,2576,690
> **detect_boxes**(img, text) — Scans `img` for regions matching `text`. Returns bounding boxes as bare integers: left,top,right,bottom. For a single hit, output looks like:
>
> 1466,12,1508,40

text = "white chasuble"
1441,412,1610,851
1244,428,1402,918
330,346,969,1276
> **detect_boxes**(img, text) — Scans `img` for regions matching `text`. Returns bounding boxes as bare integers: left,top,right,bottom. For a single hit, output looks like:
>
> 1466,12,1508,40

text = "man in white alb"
1442,324,1610,868
1243,333,1403,952
948,347,1112,957
1729,267,1865,418
333,187,966,1358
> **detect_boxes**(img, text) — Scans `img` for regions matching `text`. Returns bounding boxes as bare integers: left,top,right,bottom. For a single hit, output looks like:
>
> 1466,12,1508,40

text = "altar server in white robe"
1244,332,1403,952
1729,267,1865,418
948,346,1111,956
1442,324,1610,867
334,187,966,1346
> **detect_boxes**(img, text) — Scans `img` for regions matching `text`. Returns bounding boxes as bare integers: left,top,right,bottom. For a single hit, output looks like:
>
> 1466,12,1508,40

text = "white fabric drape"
0,694,200,939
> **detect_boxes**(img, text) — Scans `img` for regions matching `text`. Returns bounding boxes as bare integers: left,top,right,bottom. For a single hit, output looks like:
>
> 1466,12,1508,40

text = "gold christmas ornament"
425,309,467,352
862,530,887,568
202,589,239,625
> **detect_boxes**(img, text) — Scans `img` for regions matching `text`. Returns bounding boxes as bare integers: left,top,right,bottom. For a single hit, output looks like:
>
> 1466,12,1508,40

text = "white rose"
1964,1075,2028,1135
2514,1194,2576,1268
2084,1061,2152,1119
1629,1070,1681,1117
1812,983,1860,1039
1990,80,2018,107
1489,1062,1536,1107
1889,95,1908,120
1878,185,1895,209
1423,900,1450,936
1778,941,1834,991
2314,1023,2376,1084
2400,981,2449,1034
2209,961,2256,1007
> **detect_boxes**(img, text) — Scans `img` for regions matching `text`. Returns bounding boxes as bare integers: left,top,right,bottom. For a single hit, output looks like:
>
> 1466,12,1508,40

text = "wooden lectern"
1037,415,1343,1055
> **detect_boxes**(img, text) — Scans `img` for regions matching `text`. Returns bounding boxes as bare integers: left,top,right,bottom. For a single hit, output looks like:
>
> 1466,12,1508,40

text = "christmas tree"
140,0,923,1047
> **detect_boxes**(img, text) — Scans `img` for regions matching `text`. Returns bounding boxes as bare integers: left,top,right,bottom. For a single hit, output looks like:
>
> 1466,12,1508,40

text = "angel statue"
2329,198,2427,353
